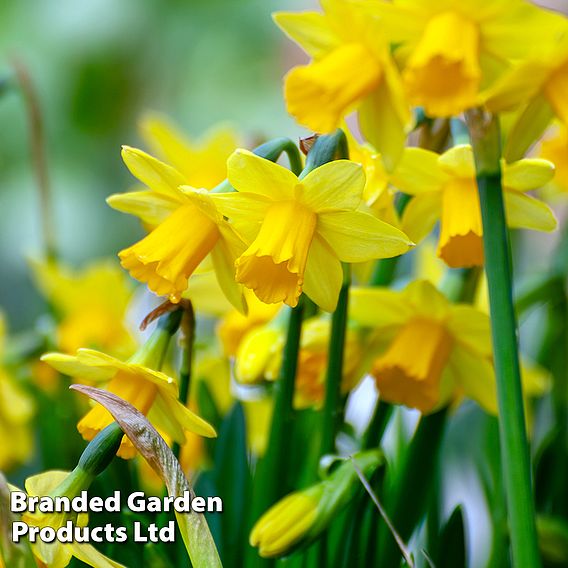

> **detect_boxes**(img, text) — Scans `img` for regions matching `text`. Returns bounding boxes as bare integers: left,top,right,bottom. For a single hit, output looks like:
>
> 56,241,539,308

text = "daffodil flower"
0,313,35,471
274,0,411,170
41,347,216,459
211,149,412,311
12,471,124,568
539,126,568,195
373,0,566,117
30,259,136,357
350,280,497,414
107,147,246,310
140,113,238,189
392,144,556,268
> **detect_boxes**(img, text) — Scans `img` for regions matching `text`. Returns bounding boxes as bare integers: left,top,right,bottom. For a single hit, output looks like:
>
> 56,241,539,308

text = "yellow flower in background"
0,314,34,471
373,0,566,118
140,113,238,189
107,147,246,310
235,313,363,409
539,126,568,195
393,145,556,268
19,471,124,568
30,259,136,357
41,346,215,459
212,150,412,311
485,35,568,130
274,0,411,170
350,280,497,414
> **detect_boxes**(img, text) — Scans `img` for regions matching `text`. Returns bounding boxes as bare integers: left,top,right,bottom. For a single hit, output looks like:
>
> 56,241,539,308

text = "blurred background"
0,0,316,331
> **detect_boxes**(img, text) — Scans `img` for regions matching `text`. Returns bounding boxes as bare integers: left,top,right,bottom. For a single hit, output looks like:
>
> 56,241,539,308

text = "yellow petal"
504,94,555,162
349,287,412,329
300,160,364,212
401,192,442,243
317,210,412,263
404,280,449,321
448,346,497,415
227,149,296,200
284,43,382,134
120,146,186,198
272,12,339,59
448,305,492,356
25,471,70,497
106,190,180,227
390,148,446,195
40,353,115,382
358,76,409,173
503,159,555,192
161,393,217,438
504,191,557,232
302,234,343,312
438,145,475,179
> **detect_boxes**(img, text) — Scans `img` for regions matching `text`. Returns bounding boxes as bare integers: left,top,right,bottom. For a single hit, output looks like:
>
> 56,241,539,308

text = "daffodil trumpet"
466,108,540,567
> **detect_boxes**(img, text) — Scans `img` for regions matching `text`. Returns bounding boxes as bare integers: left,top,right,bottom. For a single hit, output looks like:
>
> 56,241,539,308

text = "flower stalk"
466,108,541,567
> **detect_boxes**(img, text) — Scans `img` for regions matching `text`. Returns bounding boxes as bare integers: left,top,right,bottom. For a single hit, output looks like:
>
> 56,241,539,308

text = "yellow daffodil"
30,258,136,357
393,144,556,268
0,314,34,471
373,0,566,118
41,340,216,459
539,126,568,195
251,450,381,557
211,149,412,311
350,280,497,414
274,0,411,170
140,113,238,189
18,471,124,568
107,146,246,310
235,313,362,408
485,35,568,132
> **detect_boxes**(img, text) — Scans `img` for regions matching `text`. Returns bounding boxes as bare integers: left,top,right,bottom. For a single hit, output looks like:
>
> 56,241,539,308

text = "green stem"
320,266,351,456
251,302,304,522
466,108,541,567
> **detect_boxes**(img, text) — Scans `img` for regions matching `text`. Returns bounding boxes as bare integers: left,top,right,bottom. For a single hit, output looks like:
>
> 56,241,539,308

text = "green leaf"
71,384,222,568
437,506,466,568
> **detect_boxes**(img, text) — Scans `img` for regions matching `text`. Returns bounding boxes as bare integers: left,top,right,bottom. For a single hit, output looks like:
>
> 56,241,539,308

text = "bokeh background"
0,0,318,331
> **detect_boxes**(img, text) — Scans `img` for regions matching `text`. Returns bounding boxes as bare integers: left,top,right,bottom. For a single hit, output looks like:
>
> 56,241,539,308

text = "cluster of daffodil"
4,0,568,567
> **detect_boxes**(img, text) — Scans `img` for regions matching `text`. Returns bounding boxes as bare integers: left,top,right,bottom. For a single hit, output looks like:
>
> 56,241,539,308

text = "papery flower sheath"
392,144,556,268
274,0,411,170
372,0,566,118
107,146,246,310
350,280,497,413
211,149,412,311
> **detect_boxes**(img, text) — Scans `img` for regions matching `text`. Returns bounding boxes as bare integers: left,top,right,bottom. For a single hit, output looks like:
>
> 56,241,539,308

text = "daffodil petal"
391,147,446,195
349,287,412,329
448,346,497,415
162,394,217,438
318,210,412,263
272,12,339,59
40,353,115,382
504,94,555,162
448,305,492,356
404,280,449,320
438,145,475,178
68,542,126,568
358,78,409,173
302,235,342,312
25,471,69,496
300,160,364,211
504,191,557,232
227,149,296,200
503,159,555,191
401,192,441,243
106,190,180,226
212,225,247,314
121,146,186,198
